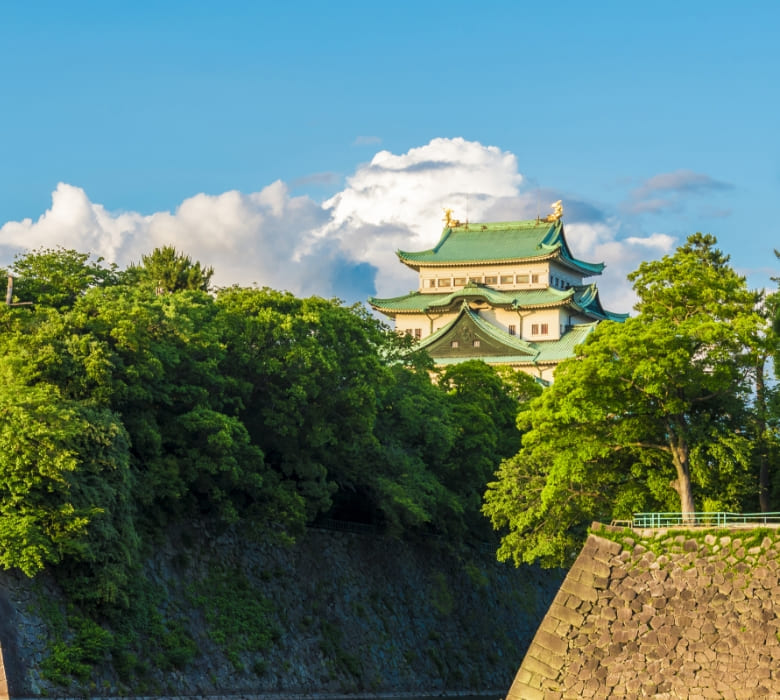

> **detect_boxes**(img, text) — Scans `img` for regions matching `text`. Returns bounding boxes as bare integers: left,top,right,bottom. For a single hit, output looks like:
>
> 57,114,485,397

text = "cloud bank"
626,169,733,216
0,138,675,312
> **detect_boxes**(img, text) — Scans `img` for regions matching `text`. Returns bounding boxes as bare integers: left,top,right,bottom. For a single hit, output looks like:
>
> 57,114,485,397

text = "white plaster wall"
394,313,432,337
521,309,560,341
548,261,588,290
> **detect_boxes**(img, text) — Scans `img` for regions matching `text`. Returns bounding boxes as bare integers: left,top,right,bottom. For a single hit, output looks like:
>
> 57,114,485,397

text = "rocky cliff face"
508,524,780,700
0,526,562,697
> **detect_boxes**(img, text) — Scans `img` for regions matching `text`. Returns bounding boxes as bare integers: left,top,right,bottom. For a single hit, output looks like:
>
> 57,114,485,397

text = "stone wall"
0,589,23,700
0,527,562,697
507,524,780,699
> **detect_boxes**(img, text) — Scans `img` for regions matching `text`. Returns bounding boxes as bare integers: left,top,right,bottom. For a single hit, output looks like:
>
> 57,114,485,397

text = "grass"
590,523,780,581
188,565,280,672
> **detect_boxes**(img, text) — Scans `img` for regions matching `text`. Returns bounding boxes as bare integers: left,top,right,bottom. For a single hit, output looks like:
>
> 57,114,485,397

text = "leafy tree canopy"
126,245,214,294
9,247,118,308
484,233,765,567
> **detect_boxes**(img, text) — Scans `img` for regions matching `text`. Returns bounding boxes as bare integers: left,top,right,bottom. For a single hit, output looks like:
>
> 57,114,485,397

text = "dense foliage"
3,235,777,687
0,246,533,615
483,234,780,567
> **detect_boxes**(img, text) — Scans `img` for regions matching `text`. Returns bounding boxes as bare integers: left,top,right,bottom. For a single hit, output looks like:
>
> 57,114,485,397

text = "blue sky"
1,1,778,311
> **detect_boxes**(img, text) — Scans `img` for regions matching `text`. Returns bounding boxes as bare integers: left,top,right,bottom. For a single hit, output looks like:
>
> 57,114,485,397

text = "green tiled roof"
397,219,605,276
369,281,628,322
416,303,601,366
571,285,630,322
368,282,572,314
533,322,598,363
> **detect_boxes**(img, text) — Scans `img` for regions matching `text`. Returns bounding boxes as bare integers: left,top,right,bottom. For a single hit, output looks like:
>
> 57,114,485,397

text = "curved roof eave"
369,285,578,314
396,249,561,270
571,284,630,321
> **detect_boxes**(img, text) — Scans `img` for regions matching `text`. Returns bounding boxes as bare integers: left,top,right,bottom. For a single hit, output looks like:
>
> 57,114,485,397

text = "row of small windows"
551,276,571,290
428,273,540,288
450,339,481,348
405,323,548,342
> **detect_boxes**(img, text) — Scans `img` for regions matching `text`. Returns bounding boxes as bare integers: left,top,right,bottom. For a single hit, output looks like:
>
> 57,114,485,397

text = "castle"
368,208,626,382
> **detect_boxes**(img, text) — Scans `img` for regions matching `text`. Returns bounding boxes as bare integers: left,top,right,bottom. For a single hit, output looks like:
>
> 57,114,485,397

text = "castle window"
531,274,539,283
438,278,451,287
468,276,482,284
414,328,422,339
451,340,459,348
508,324,516,336
531,323,539,335
541,323,549,335
517,274,529,283
500,275,513,284
473,339,480,348
484,276,497,284
428,279,436,288
453,277,467,286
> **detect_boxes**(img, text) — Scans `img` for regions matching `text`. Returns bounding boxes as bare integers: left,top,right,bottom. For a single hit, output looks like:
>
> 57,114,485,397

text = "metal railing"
632,512,780,529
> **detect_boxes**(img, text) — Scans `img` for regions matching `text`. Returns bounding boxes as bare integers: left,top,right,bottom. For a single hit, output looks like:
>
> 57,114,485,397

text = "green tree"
67,284,277,529
436,360,534,540
0,368,137,606
763,252,780,506
215,287,389,522
10,247,118,308
126,245,213,294
626,234,762,514
371,363,459,533
748,288,779,512
484,234,762,567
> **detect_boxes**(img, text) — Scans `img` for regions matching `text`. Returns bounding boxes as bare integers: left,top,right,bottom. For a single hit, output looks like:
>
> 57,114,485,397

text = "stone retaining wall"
0,527,562,696
507,524,780,699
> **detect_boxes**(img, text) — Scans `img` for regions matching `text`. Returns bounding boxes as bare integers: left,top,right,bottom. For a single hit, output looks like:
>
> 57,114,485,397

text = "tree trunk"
670,435,696,522
755,352,770,512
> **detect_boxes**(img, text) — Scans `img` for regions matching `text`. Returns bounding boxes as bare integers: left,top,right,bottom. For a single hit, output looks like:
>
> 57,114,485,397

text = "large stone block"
549,601,584,627
534,628,569,656
522,652,560,679
578,556,612,580
506,680,546,700
560,576,599,603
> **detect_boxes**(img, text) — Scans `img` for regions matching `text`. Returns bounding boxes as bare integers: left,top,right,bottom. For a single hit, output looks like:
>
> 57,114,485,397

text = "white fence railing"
631,512,780,529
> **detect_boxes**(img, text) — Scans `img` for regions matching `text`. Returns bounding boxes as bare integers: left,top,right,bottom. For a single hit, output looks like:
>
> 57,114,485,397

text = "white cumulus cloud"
0,138,674,311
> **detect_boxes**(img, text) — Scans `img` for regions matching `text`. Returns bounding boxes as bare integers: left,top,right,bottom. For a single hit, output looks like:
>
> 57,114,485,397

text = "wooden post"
4,276,32,308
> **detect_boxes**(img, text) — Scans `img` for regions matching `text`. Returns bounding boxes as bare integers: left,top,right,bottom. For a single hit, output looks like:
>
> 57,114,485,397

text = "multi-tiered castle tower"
369,206,626,382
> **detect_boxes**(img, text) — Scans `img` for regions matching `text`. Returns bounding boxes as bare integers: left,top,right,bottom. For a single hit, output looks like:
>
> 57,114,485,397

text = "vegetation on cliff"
0,244,542,688
484,235,780,567
2,236,777,688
